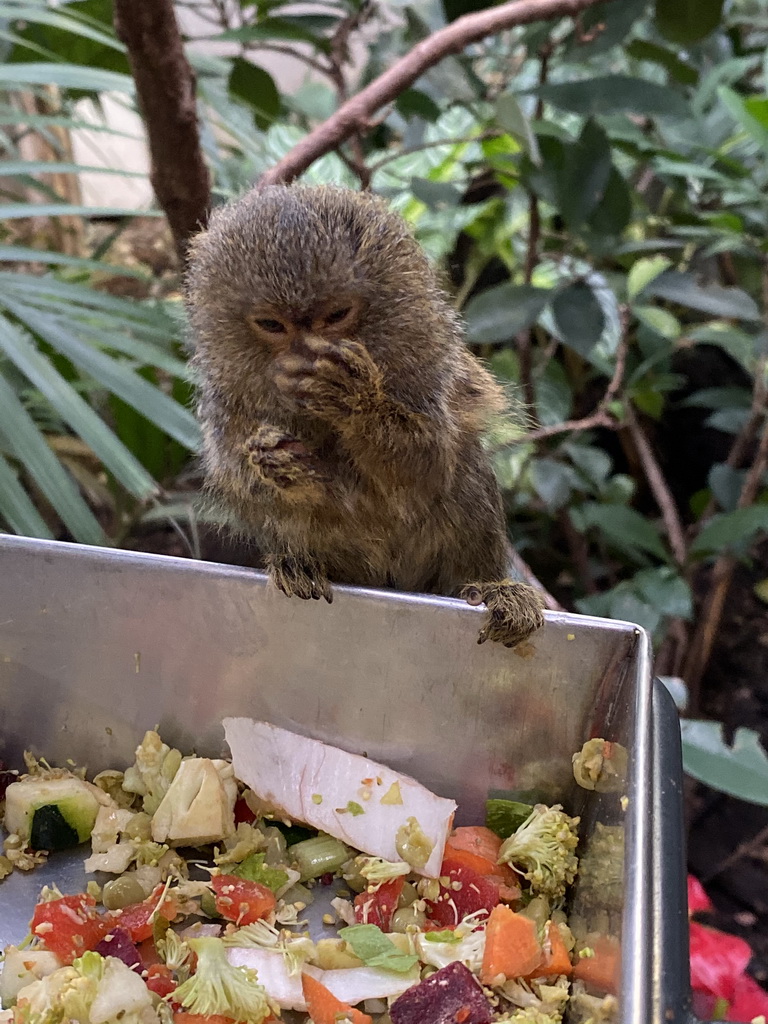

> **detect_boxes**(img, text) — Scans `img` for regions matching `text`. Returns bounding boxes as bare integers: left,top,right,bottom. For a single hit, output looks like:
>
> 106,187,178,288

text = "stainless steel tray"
0,535,690,1023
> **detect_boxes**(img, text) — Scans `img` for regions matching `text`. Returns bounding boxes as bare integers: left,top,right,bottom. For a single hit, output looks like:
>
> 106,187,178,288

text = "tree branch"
258,0,613,188
624,403,687,566
114,0,211,263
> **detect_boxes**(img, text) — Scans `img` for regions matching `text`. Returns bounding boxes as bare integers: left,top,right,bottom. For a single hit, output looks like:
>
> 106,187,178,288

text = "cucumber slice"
4,776,101,850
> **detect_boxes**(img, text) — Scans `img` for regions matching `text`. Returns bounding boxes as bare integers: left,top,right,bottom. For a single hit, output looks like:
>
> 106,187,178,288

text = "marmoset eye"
325,307,352,325
255,318,287,334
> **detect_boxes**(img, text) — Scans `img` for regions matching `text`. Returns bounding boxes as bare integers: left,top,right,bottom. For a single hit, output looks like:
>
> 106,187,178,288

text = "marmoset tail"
185,184,544,648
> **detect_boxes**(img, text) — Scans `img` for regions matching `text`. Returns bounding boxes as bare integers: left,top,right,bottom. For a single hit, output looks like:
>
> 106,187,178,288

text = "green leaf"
0,245,146,279
564,0,647,56
0,318,158,500
0,372,105,545
1,299,201,452
339,925,418,973
691,506,768,556
395,89,440,122
552,281,605,356
495,93,540,162
0,160,145,178
575,502,668,559
681,721,768,805
225,853,289,894
708,464,745,513
634,566,693,619
410,178,462,210
463,284,551,344
228,57,280,131
2,204,161,221
530,458,574,511
718,86,768,151
212,17,330,49
586,166,632,237
634,306,680,340
559,119,612,229
627,256,672,301
0,61,134,93
626,39,699,86
642,271,761,322
533,75,689,119
655,0,725,45
0,450,54,539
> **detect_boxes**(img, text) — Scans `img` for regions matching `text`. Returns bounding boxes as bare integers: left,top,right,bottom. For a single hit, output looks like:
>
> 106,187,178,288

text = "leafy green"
338,924,419,973
226,853,289,894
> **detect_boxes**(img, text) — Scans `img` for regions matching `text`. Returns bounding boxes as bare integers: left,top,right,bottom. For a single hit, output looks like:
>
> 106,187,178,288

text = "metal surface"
0,535,689,1023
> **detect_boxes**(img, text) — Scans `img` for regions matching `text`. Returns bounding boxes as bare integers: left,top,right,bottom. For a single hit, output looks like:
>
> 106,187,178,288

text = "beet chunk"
95,927,142,971
390,961,494,1024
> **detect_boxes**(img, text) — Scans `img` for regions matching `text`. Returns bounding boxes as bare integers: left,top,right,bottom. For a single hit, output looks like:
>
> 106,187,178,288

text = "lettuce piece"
338,925,418,974
226,852,289,894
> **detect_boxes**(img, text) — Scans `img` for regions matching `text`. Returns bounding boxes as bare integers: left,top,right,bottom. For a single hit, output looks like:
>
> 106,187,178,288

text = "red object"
354,877,404,932
425,862,500,928
146,963,176,998
30,893,112,964
211,874,277,925
389,962,493,1024
233,797,256,825
688,874,713,916
688,875,768,1022
114,887,179,943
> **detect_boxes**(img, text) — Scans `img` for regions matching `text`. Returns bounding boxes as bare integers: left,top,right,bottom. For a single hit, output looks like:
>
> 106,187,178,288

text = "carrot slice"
444,826,520,892
530,921,573,978
301,972,372,1024
480,904,543,984
572,935,621,994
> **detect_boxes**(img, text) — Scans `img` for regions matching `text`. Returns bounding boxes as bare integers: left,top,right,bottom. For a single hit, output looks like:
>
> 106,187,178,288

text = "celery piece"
289,834,350,881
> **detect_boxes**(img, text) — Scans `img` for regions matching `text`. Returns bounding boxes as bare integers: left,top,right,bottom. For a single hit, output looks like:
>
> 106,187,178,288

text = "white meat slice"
223,719,456,877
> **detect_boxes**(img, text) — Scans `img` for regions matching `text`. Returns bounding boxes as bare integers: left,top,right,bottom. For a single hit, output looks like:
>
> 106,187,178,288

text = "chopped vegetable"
301,971,371,1024
151,758,237,847
339,925,418,973
212,875,277,926
114,886,179,943
221,853,289,894
173,937,272,1022
572,739,627,793
289,834,350,881
529,922,572,978
572,935,620,995
145,963,176,999
497,805,579,901
395,816,433,870
480,906,543,984
227,948,306,1011
94,928,142,971
4,775,106,850
443,828,520,899
30,893,112,964
353,876,404,931
122,730,182,815
313,965,419,1004
0,947,61,1008
13,951,157,1024
223,719,456,877
424,862,500,927
485,800,534,840
414,927,486,974
389,962,494,1024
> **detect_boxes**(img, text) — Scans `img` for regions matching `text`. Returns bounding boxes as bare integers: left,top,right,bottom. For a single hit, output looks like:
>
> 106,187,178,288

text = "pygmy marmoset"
185,184,544,648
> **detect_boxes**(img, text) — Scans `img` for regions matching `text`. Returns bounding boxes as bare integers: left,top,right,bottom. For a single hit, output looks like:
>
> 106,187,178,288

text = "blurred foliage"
0,0,767,664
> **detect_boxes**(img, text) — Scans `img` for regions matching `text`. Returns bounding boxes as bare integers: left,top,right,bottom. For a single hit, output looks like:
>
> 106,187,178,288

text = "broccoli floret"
572,740,627,793
498,804,579,900
357,856,411,887
501,1010,563,1024
122,731,182,816
172,936,272,1022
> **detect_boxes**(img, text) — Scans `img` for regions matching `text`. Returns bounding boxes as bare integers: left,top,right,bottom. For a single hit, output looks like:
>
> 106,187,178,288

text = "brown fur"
184,184,544,647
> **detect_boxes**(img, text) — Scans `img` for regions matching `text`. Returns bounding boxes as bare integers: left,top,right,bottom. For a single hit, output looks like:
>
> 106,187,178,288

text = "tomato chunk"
425,862,500,928
146,963,177,998
212,874,277,925
354,877,404,932
30,893,112,964
113,886,179,943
